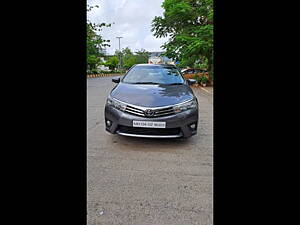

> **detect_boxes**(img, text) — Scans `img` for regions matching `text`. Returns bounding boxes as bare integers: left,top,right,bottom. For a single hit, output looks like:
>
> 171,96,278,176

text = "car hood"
110,82,195,107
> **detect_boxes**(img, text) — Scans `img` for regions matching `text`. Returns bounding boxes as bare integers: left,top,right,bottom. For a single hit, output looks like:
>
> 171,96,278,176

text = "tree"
151,0,213,73
117,47,137,69
123,55,136,69
113,47,150,69
135,49,150,64
104,56,119,71
122,47,133,57
87,4,111,73
177,57,196,68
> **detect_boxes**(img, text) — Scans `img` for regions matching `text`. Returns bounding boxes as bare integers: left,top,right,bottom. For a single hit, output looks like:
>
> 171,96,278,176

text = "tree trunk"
207,55,213,78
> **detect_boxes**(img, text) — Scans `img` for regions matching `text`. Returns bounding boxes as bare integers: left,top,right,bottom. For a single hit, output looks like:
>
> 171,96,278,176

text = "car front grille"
125,105,145,117
118,125,181,136
153,107,174,117
124,105,175,118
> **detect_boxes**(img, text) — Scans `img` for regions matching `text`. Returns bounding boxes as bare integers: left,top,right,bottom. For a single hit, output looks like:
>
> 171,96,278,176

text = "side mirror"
112,77,120,83
187,79,196,85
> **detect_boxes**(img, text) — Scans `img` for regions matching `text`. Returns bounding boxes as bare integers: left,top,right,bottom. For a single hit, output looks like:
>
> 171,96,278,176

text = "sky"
87,0,169,55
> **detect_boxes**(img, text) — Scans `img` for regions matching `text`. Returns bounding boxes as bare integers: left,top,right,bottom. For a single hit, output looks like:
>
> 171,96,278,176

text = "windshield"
122,65,185,84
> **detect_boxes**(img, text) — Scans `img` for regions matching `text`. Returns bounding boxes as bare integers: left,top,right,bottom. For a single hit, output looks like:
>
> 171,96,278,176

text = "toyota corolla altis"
104,64,198,138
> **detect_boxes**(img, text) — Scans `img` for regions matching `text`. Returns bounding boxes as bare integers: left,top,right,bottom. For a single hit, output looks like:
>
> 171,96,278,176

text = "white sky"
87,0,169,55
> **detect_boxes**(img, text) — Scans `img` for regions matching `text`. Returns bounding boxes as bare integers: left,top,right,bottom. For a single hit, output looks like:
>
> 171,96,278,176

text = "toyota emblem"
144,109,155,117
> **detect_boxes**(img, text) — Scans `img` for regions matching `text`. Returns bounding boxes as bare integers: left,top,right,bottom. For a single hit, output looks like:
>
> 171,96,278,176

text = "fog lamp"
106,120,112,127
190,123,196,129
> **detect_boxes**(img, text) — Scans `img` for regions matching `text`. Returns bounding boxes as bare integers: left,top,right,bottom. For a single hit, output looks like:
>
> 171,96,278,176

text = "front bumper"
105,105,198,138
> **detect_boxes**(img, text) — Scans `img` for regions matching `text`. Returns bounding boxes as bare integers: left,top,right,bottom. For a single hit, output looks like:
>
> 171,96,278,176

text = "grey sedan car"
105,64,198,138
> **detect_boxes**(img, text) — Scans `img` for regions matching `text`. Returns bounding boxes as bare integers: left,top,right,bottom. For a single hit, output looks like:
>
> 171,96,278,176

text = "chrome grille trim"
124,106,175,117
125,106,144,114
125,109,145,117
112,97,193,110
125,105,145,117
153,107,175,117
155,107,173,113
111,97,193,118
154,111,175,117
126,105,144,111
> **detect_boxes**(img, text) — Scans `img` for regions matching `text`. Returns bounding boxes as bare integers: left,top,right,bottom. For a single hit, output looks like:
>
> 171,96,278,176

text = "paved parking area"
87,76,213,225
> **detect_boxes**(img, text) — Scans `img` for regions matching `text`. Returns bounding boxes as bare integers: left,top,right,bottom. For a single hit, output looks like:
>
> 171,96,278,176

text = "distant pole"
116,36,123,70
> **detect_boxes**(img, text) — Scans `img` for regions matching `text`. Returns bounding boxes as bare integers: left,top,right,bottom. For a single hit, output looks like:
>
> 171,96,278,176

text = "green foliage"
121,47,134,69
200,75,208,84
123,55,137,69
134,49,150,64
104,56,119,71
87,55,100,74
193,74,201,84
116,47,138,69
177,57,195,68
113,70,124,74
113,47,150,69
194,57,208,70
98,70,110,74
98,70,124,74
122,47,133,56
123,48,151,69
92,69,99,74
87,4,111,72
152,0,213,72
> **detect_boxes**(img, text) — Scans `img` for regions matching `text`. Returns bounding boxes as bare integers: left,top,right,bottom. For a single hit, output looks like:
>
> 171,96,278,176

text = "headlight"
106,97,127,112
173,99,197,113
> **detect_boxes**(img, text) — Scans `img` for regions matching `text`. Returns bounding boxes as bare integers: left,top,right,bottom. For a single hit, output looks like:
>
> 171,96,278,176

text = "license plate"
133,121,166,128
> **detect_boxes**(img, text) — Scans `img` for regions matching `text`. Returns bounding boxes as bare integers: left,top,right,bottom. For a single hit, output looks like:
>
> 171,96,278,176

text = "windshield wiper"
132,82,160,84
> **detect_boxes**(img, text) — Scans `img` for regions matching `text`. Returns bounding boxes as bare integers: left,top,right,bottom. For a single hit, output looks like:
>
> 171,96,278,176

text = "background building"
148,52,175,64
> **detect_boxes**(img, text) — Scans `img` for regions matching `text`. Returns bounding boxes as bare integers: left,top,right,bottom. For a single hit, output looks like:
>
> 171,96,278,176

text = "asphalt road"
87,76,213,225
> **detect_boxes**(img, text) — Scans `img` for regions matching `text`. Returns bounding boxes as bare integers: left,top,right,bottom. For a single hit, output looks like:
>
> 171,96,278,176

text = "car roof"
135,63,176,67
